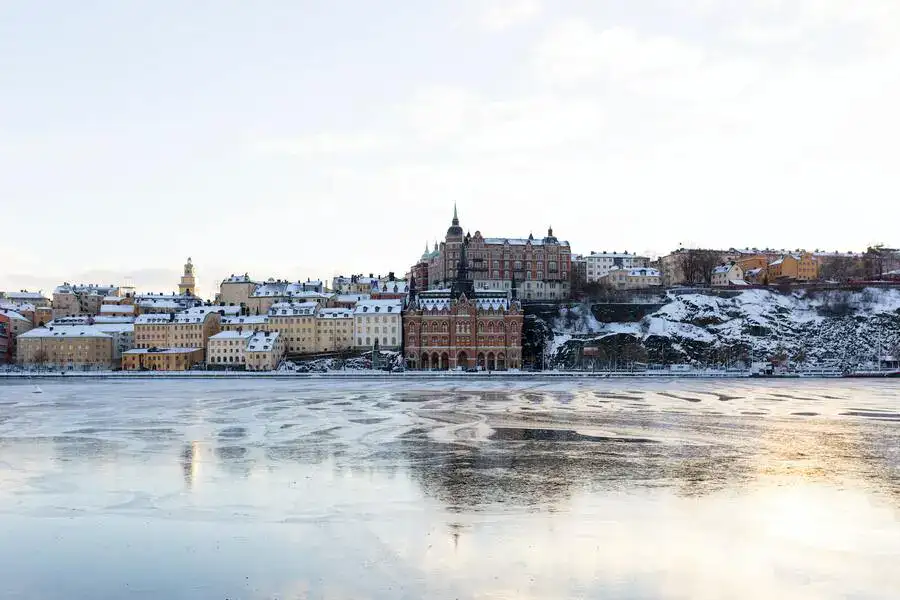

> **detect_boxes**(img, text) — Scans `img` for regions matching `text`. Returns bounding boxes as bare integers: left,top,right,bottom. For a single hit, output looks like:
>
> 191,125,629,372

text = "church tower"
179,257,196,296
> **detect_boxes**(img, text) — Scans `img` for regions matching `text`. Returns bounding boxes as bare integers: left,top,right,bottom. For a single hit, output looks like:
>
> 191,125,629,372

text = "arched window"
478,322,484,332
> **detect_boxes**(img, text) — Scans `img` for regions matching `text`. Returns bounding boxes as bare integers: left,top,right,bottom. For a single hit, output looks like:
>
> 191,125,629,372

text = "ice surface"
1,379,900,599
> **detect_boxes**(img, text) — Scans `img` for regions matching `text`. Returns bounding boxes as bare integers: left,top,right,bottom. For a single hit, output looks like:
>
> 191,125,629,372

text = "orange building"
768,253,818,281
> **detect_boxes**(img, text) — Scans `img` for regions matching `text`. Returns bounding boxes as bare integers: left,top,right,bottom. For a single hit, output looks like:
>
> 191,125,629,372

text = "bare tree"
676,249,723,285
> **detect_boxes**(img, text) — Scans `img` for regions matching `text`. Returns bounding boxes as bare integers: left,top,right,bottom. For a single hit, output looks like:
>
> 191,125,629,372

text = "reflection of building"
417,207,571,301
178,257,196,296
403,243,523,371
17,326,114,369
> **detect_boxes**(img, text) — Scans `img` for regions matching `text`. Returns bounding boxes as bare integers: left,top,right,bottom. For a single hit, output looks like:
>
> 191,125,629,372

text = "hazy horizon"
3,1,898,298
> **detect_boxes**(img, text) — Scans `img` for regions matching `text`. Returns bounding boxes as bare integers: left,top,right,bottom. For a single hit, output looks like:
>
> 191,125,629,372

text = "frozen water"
1,379,900,599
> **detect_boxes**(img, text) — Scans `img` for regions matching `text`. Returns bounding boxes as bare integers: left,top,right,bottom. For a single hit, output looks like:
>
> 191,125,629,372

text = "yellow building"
217,274,258,306
737,255,769,272
246,331,285,371
315,308,354,353
122,347,204,371
134,307,224,352
601,267,661,290
267,301,319,354
769,253,819,281
221,315,270,332
178,257,196,296
207,330,254,368
17,325,114,369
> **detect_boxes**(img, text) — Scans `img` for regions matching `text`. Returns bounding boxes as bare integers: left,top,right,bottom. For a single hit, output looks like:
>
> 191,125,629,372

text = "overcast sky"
2,0,898,298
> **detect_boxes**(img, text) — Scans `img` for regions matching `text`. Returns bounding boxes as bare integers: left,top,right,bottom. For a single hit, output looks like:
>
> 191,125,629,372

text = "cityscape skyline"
4,1,899,296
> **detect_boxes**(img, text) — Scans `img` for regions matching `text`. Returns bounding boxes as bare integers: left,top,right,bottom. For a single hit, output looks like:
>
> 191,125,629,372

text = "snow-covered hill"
543,288,900,368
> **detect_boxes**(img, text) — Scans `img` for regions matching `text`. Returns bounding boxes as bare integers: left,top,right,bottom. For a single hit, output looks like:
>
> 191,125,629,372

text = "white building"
207,330,254,367
601,267,661,290
711,263,746,287
353,299,403,350
246,331,285,371
585,252,651,283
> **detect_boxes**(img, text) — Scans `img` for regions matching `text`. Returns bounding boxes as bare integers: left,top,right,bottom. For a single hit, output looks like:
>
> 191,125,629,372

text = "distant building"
17,326,114,369
332,293,370,308
332,275,380,295
178,257,196,296
744,267,768,285
3,291,50,308
584,252,650,283
220,315,270,332
207,330,254,368
353,299,403,351
52,283,119,318
267,301,319,354
218,274,259,306
403,243,523,371
133,306,225,354
417,206,571,301
370,276,409,300
246,331,285,371
122,348,204,371
711,263,745,286
769,253,818,281
315,308,354,353
601,267,661,290
247,280,331,315
0,314,12,364
135,293,203,314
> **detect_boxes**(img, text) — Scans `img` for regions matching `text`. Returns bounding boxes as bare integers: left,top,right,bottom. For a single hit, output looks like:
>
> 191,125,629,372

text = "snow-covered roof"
335,294,370,303
135,314,173,325
353,299,403,315
247,331,280,352
728,279,749,286
482,237,570,247
414,290,511,311
102,295,122,302
54,284,117,295
318,308,353,319
0,301,35,313
251,281,331,299
222,274,256,284
92,323,134,334
769,258,785,266
222,315,269,325
100,304,135,314
745,268,764,276
20,326,111,339
181,305,241,317
137,299,181,309
586,252,647,259
0,309,29,322
124,347,200,355
210,330,254,341
268,302,319,316
93,316,135,324
713,265,738,274
5,291,47,301
607,267,660,277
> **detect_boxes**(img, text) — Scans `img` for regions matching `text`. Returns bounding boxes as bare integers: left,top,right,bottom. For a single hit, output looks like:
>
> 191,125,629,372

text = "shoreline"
3,370,891,380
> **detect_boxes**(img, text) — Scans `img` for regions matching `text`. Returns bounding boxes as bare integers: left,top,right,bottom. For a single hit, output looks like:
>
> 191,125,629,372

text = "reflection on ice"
0,378,899,599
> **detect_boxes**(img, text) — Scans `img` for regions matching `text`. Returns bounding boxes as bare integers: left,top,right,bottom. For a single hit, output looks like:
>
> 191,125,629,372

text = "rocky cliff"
536,288,900,369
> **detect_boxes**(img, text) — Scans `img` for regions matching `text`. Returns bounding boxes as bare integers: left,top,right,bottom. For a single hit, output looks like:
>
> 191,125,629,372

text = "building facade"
601,267,661,290
711,263,745,286
418,207,571,301
403,245,523,371
52,283,118,318
769,253,818,281
353,299,403,351
246,331,285,371
122,348,204,371
133,307,223,352
17,326,114,369
267,301,319,354
315,308,354,353
178,257,196,296
585,252,650,282
207,330,254,367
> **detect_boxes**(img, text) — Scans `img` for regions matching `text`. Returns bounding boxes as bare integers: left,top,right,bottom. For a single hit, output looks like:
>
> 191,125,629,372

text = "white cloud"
253,132,390,156
534,21,704,85
477,0,542,31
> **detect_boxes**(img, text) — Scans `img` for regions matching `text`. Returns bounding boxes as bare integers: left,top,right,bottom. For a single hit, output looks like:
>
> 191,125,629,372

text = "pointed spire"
453,202,458,222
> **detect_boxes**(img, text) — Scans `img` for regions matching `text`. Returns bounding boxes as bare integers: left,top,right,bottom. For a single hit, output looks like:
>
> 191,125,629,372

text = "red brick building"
403,243,524,371
416,206,572,301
